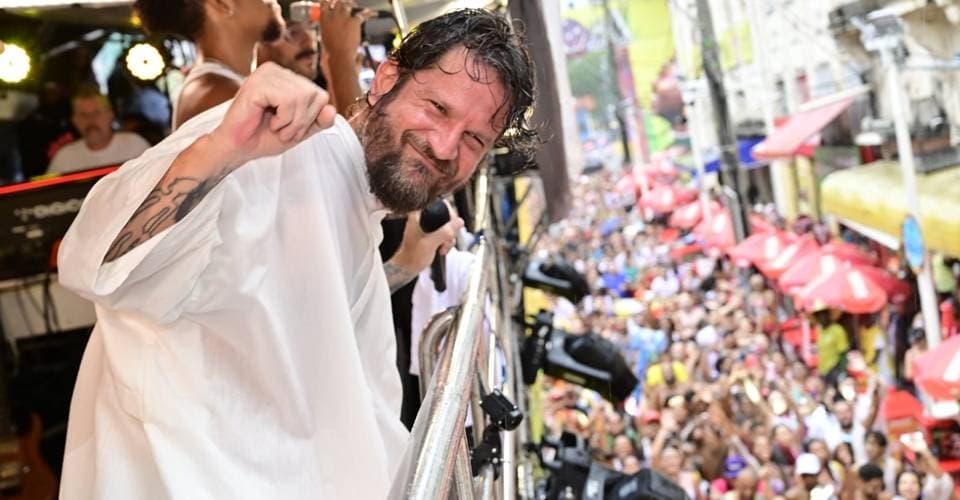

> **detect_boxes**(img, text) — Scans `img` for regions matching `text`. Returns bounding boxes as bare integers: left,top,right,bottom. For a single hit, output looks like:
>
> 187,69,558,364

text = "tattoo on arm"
384,261,417,294
103,167,230,263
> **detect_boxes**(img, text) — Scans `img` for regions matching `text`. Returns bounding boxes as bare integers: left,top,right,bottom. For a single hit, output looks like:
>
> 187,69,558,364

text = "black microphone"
419,200,450,293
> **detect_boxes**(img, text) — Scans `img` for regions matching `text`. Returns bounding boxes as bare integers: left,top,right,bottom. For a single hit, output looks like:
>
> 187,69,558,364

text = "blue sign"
902,215,925,270
702,137,767,173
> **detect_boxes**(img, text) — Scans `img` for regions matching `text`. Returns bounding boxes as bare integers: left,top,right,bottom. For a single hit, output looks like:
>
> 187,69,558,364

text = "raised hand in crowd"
318,0,372,113
105,63,335,262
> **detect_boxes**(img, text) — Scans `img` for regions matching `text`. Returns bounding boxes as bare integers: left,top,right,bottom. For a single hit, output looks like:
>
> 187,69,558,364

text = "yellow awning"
821,161,960,256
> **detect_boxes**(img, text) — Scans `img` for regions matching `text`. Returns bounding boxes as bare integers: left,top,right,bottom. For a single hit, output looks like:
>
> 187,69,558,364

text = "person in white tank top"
134,0,284,129
256,2,368,116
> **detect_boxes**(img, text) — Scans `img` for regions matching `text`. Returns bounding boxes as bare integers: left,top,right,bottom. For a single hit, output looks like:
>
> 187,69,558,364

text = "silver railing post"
388,239,490,499
418,306,459,398
391,165,538,499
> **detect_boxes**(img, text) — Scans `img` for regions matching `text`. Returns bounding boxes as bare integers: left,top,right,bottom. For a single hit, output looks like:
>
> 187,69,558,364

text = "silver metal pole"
473,165,491,234
495,239,526,499
471,375,486,445
452,434,477,500
479,468,496,500
419,307,459,398
883,50,942,347
388,239,491,500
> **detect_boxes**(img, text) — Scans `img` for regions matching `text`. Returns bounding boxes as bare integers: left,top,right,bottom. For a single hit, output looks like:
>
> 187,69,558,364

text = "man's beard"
361,99,457,213
294,49,319,79
84,126,109,146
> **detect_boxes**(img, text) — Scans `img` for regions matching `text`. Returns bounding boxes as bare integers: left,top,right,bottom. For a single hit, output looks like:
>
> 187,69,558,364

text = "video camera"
522,258,591,305
520,311,638,405
537,432,689,500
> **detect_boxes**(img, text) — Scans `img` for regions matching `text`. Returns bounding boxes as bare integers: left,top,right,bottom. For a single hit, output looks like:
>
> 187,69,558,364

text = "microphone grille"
419,200,450,233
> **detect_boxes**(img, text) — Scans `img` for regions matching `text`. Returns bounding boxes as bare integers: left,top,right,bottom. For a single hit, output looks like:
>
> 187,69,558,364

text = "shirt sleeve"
923,472,954,499
58,102,232,323
127,132,152,153
47,149,67,174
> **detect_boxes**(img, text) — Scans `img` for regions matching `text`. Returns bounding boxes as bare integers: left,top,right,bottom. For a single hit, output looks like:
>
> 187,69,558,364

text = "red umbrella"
651,159,678,179
758,236,820,280
795,264,888,314
659,227,681,244
912,335,960,401
727,230,792,268
857,265,911,305
643,184,697,214
668,200,720,230
821,241,874,265
693,207,736,250
749,213,777,234
780,245,886,294
779,252,845,294
669,241,702,261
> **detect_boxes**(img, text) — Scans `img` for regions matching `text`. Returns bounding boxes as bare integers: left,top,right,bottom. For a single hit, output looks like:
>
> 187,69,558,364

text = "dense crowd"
533,171,958,500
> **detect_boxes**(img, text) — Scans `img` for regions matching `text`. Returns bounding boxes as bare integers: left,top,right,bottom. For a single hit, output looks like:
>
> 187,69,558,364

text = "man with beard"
785,453,823,500
134,0,285,129
56,9,535,499
854,463,892,500
817,382,881,464
47,86,150,174
257,19,322,80
256,1,365,114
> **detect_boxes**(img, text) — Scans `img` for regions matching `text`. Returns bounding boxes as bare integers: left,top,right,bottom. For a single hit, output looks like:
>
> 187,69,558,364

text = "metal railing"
388,165,537,500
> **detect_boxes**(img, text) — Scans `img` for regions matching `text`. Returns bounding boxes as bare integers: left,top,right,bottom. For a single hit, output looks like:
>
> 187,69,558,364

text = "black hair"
866,430,888,449
387,9,538,163
833,441,855,464
859,463,884,482
134,0,206,40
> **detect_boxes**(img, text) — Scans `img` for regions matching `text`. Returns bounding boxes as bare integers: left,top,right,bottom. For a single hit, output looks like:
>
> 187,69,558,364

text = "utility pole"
603,0,632,168
695,0,749,240
744,0,790,219
854,11,941,347
603,0,651,215
669,0,712,224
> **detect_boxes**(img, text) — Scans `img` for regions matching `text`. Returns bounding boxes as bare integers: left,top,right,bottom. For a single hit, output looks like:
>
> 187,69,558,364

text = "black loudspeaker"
519,311,639,405
523,259,590,304
520,311,552,385
581,461,617,500
541,432,593,500
544,330,639,405
541,432,689,500
607,469,690,500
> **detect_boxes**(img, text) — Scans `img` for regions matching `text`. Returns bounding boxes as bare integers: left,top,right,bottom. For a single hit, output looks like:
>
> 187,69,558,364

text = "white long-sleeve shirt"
57,102,408,499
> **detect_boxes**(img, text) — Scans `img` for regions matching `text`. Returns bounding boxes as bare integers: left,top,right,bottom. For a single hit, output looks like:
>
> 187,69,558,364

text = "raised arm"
319,1,366,115
104,63,336,263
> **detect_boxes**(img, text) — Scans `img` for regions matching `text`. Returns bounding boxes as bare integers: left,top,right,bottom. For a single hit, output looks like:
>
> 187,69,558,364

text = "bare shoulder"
176,73,242,127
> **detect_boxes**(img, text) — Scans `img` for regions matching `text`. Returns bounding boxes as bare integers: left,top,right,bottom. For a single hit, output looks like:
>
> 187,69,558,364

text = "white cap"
795,453,822,475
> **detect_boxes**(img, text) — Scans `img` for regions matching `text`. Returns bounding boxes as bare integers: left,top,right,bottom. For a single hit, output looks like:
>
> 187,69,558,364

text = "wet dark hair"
134,0,206,40
388,9,539,163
